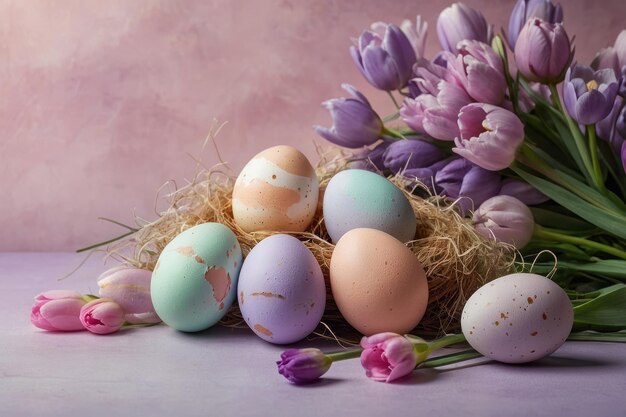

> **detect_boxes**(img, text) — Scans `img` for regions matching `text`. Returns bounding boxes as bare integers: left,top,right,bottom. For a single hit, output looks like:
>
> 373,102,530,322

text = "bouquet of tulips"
314,0,626,331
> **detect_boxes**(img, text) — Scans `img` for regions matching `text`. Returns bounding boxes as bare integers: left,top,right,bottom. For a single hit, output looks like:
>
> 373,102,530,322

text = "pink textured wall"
2,0,625,251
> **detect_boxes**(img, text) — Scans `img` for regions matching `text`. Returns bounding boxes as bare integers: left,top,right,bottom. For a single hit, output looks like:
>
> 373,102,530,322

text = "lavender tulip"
401,80,472,141
514,18,571,83
473,195,535,248
277,348,332,384
315,84,383,148
400,15,428,59
382,139,446,174
500,179,549,205
447,40,507,105
404,158,452,191
593,30,626,77
563,65,619,125
453,103,525,171
436,3,491,53
350,23,416,91
508,0,563,50
597,98,625,151
435,158,501,215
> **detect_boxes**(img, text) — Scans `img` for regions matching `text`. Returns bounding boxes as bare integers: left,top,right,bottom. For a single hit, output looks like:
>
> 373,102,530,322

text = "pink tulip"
31,290,87,332
97,266,160,324
453,103,524,171
473,195,535,248
360,332,418,382
80,299,125,335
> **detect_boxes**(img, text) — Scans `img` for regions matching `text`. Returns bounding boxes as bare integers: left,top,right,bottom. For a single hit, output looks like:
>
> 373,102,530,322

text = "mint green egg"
323,169,417,243
151,222,242,332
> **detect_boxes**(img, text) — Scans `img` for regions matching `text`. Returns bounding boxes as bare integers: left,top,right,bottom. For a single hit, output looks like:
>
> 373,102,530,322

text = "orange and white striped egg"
232,145,319,233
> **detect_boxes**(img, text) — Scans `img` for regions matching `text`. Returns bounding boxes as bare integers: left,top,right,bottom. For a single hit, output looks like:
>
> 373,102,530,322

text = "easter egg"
461,273,573,363
323,169,416,243
329,228,429,336
151,223,242,332
232,145,319,233
237,234,326,344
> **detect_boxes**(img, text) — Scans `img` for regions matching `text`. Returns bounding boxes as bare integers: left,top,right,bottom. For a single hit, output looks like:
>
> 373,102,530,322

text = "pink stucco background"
2,0,625,251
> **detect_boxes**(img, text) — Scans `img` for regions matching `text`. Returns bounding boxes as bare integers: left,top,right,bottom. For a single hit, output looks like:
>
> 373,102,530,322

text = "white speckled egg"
237,234,326,344
232,145,319,233
151,223,242,332
323,169,416,243
461,273,573,363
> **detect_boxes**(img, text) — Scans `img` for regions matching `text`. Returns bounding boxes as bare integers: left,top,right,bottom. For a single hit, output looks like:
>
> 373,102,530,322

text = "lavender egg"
237,234,326,344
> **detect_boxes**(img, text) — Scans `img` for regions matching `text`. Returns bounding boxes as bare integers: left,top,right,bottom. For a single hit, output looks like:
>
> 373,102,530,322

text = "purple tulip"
563,65,619,125
31,290,88,332
473,195,535,248
500,179,549,205
453,103,525,171
97,266,161,324
315,84,383,148
514,18,571,83
80,298,125,335
350,23,416,91
436,3,492,53
277,348,332,384
349,142,389,172
592,30,626,77
435,157,502,215
447,40,507,105
508,0,563,50
597,97,625,151
400,15,428,59
382,139,446,174
404,157,453,191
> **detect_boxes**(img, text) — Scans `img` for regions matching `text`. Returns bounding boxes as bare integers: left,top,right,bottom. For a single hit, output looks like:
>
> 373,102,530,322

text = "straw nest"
109,146,515,344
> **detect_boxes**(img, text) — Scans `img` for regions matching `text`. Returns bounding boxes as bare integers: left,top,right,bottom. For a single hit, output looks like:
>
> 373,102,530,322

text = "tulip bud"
351,24,416,91
563,65,619,125
360,333,418,382
435,158,502,215
437,3,491,53
473,195,535,248
514,18,571,83
97,266,160,324
80,299,125,335
315,84,383,148
382,139,445,174
31,290,88,332
277,348,332,384
508,0,563,50
453,103,525,171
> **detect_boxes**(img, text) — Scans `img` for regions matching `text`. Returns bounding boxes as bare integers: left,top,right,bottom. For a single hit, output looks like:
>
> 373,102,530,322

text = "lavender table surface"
2,252,626,417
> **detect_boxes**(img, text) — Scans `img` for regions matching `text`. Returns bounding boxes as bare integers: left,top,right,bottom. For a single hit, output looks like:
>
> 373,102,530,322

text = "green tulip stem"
426,333,467,352
586,124,608,193
548,84,596,190
382,126,406,139
387,91,401,110
326,349,362,362
419,349,482,368
534,225,626,260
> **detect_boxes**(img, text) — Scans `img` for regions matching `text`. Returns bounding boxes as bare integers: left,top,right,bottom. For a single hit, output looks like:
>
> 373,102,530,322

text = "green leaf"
573,284,626,331
530,208,597,235
554,260,626,279
514,168,626,239
567,330,626,342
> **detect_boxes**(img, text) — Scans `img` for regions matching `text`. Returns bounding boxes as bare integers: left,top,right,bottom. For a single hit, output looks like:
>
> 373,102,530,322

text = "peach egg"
330,228,429,336
232,145,319,233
